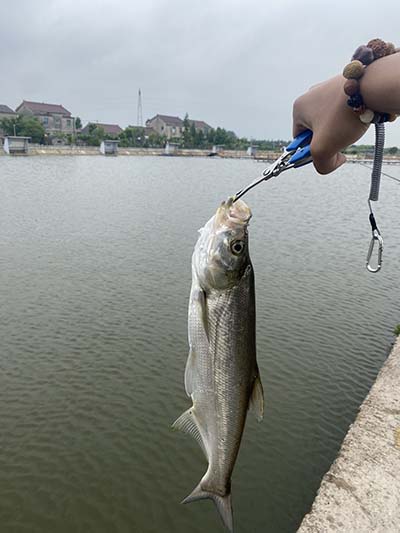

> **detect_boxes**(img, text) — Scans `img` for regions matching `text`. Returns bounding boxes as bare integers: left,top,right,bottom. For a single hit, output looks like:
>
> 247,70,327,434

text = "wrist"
360,53,400,114
342,39,399,123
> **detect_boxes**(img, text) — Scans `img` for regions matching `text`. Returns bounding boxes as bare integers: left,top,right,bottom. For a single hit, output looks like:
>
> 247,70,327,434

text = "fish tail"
182,483,233,532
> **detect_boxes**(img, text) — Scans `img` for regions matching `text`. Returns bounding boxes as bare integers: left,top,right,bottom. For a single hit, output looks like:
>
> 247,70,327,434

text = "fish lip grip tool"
233,129,313,202
233,124,386,273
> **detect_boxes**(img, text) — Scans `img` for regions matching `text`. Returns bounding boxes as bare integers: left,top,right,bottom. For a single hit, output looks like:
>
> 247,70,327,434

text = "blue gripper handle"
287,129,313,167
289,144,312,166
286,129,313,152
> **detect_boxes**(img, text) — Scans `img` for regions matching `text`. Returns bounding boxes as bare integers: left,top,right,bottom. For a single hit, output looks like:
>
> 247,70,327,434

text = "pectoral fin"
184,348,195,396
194,288,209,341
186,288,208,396
249,373,264,422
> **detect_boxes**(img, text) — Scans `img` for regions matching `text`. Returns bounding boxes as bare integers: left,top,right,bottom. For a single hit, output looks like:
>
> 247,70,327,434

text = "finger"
312,150,347,175
292,122,308,138
292,95,311,137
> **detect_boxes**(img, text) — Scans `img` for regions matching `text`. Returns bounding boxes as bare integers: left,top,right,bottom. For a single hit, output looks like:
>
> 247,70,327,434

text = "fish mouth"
214,197,252,230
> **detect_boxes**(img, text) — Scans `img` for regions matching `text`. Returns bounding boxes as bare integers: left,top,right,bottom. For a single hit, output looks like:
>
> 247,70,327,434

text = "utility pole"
137,88,143,127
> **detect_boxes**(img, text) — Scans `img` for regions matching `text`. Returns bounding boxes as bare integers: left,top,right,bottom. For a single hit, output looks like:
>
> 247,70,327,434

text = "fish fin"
184,348,195,396
172,409,207,458
249,373,264,422
182,484,233,533
194,288,209,341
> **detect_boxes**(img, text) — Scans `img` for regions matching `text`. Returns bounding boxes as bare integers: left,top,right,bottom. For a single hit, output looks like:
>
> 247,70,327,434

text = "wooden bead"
343,60,364,79
386,42,396,55
359,109,374,124
367,38,388,59
345,41,397,121
344,79,360,96
352,45,374,65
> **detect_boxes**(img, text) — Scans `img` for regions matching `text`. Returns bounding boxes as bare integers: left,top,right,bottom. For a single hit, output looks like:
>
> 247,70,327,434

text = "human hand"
292,52,400,175
292,75,368,174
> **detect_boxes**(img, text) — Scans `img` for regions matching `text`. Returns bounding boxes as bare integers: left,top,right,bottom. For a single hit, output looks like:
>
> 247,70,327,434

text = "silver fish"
173,197,264,532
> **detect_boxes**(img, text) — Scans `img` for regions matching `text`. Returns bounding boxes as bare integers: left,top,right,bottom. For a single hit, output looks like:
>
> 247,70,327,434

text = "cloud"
1,0,399,145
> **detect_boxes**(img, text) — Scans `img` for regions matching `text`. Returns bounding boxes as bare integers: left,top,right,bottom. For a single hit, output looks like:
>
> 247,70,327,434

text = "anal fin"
172,408,207,458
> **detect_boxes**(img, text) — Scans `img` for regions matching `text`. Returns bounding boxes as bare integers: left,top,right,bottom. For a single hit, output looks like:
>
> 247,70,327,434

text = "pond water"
1,155,399,532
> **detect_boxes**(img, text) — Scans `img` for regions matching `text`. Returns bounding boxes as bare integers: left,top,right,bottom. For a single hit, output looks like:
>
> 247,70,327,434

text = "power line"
357,161,400,184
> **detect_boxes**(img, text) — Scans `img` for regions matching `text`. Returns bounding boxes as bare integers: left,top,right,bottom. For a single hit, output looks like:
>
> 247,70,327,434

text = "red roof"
189,119,212,129
16,100,72,117
147,114,183,127
81,123,123,135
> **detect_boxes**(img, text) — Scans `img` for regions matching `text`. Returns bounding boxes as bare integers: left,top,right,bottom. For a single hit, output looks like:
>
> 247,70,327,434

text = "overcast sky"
1,0,400,145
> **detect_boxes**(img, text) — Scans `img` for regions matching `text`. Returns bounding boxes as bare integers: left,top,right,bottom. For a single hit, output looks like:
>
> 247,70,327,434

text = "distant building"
3,136,30,155
188,119,212,136
247,145,258,157
0,104,17,121
100,140,119,156
81,123,123,138
15,100,75,137
126,125,158,139
212,144,224,154
146,114,212,139
165,141,180,155
141,126,157,137
146,114,184,139
0,105,17,140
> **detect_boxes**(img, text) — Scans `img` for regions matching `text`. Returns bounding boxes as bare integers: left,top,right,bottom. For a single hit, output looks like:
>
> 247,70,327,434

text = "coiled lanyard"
366,123,385,273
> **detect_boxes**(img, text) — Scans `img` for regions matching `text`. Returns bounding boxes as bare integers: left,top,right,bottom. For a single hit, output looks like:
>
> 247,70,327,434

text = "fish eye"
230,240,245,255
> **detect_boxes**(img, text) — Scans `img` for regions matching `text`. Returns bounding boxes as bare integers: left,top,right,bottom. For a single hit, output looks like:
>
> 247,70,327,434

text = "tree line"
1,114,398,154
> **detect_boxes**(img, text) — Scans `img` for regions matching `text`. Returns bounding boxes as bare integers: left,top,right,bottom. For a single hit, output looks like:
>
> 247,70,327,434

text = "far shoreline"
2,145,400,164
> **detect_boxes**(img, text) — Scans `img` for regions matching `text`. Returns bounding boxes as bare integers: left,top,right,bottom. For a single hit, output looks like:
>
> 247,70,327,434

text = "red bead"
344,79,360,96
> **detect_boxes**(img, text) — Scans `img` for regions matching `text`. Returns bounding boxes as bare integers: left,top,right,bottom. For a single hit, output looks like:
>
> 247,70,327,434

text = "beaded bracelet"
343,38,398,124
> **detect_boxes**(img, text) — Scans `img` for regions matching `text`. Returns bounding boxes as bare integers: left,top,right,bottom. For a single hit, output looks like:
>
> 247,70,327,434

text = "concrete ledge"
2,145,400,161
298,338,400,533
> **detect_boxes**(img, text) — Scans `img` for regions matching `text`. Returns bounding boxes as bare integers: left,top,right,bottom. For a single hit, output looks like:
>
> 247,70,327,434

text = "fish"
173,197,264,532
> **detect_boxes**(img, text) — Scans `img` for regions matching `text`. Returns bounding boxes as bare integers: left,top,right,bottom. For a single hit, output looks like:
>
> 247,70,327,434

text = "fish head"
194,197,252,290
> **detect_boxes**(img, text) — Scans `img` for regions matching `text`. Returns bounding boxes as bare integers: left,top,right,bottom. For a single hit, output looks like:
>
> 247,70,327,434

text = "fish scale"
206,274,255,489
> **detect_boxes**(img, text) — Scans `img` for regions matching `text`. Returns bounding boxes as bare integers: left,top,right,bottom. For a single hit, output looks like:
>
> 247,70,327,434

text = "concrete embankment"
298,338,400,533
1,145,400,163
0,145,280,158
